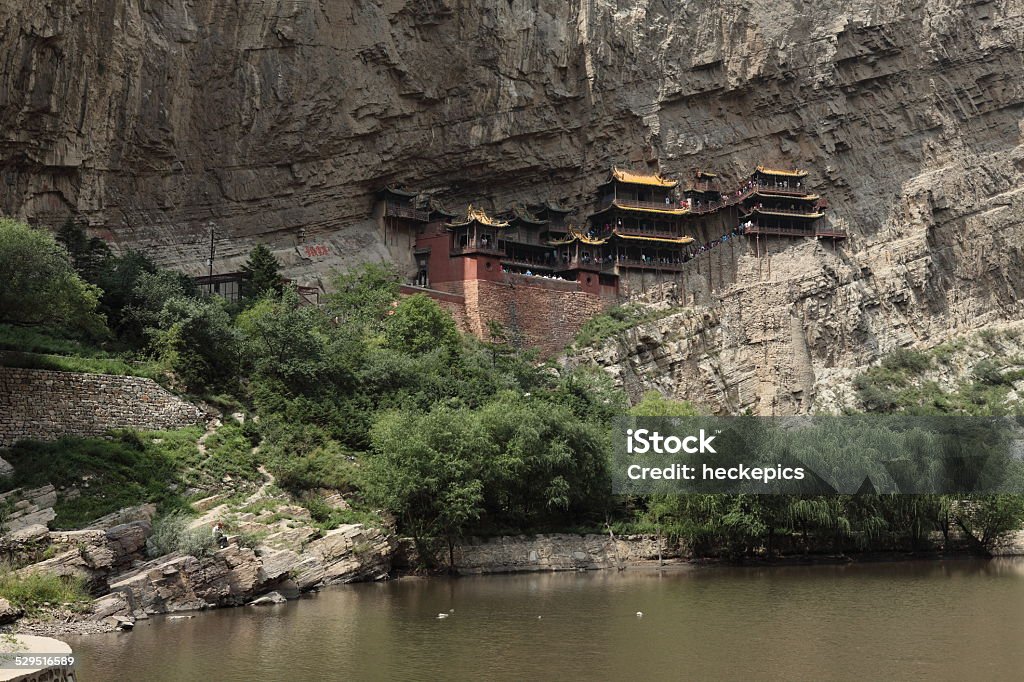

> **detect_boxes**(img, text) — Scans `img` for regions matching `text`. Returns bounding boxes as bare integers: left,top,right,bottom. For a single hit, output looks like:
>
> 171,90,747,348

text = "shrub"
146,512,216,558
974,359,1010,386
0,566,90,613
150,296,239,392
0,219,106,338
881,348,931,374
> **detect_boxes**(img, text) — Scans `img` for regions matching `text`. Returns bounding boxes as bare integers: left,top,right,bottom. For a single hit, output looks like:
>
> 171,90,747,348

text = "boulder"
88,504,156,530
260,525,318,552
7,524,49,543
294,524,394,588
256,548,300,584
0,597,24,625
0,455,13,478
248,591,287,606
0,484,57,533
89,591,134,622
107,545,266,614
103,520,152,570
17,547,109,593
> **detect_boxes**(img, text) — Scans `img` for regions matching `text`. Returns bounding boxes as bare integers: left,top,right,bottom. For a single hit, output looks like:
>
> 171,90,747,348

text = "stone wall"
462,278,609,356
407,534,682,574
406,274,610,356
0,368,205,447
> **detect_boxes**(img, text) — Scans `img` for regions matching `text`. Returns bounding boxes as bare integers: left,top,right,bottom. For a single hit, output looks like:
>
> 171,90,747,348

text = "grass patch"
0,350,166,380
880,348,932,374
0,566,90,614
855,347,1021,416
267,439,361,493
0,429,200,529
572,304,683,349
0,324,111,358
146,512,216,558
300,493,382,532
193,422,263,487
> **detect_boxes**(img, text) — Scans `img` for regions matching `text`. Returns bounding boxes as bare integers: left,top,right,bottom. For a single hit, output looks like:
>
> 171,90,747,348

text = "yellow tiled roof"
611,167,678,188
450,205,511,228
755,165,809,178
612,202,689,216
613,231,695,244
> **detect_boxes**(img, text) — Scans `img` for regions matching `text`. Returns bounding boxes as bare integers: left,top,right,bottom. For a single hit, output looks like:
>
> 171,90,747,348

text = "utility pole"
207,223,216,294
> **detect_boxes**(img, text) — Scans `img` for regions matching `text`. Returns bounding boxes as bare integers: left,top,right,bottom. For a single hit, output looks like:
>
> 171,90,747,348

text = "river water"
68,558,1024,681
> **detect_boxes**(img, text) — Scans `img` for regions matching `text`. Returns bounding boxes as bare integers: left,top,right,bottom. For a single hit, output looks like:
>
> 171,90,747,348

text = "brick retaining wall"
0,367,205,447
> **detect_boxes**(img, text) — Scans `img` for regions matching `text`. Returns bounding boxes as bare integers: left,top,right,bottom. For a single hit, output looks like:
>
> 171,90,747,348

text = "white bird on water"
636,611,644,618
437,613,450,619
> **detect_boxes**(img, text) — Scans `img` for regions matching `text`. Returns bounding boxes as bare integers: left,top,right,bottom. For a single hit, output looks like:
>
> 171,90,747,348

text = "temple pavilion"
738,166,841,239
585,167,695,271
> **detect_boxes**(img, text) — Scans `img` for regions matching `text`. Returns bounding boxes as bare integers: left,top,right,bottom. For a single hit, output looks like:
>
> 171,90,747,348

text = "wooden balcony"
384,202,430,222
614,258,688,272
743,224,816,238
450,241,506,257
815,227,847,239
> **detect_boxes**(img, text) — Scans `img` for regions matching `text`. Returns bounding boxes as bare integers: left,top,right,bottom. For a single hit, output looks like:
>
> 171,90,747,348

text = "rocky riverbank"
0,481,688,637
4,480,1023,638
0,491,395,637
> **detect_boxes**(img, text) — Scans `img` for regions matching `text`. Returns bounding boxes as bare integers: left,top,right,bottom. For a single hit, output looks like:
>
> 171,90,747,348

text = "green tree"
240,244,283,300
91,251,196,348
953,494,1024,555
477,392,611,529
55,219,111,282
384,294,461,356
365,407,494,569
326,262,401,334
0,218,106,336
150,297,239,392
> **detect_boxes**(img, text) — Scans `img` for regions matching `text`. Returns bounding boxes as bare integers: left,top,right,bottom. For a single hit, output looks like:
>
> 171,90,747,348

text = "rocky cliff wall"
2,0,1023,410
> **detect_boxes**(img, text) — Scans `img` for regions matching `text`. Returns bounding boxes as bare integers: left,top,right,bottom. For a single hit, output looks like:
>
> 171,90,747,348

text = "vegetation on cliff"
2,219,1023,564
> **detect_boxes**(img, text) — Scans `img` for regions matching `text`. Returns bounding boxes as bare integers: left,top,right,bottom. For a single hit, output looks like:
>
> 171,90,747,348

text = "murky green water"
68,559,1024,681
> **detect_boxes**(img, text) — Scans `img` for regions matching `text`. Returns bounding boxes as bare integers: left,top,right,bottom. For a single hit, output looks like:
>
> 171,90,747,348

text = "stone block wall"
404,276,610,356
0,367,205,447
399,533,682,574
467,277,608,355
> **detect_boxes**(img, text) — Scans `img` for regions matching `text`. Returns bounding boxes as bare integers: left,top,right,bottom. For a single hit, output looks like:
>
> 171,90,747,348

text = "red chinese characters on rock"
303,244,330,258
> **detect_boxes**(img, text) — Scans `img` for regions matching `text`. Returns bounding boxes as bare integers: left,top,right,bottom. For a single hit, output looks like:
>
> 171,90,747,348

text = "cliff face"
2,0,1024,411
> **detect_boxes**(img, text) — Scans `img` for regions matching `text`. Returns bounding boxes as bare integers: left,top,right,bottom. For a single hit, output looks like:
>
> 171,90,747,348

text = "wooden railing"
743,223,846,239
614,228,687,240
500,258,557,271
614,258,688,272
450,241,506,257
743,224,816,238
558,258,616,273
749,182,813,197
597,196,679,212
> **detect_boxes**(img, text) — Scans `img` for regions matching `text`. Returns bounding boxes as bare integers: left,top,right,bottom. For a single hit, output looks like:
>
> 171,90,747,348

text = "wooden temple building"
374,164,841,353
739,166,842,239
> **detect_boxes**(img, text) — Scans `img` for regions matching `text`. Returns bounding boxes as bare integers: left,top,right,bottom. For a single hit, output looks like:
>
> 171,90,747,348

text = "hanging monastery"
375,164,842,355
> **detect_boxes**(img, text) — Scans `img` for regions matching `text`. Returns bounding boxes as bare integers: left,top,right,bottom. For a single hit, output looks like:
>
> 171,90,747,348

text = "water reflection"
69,559,1024,681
